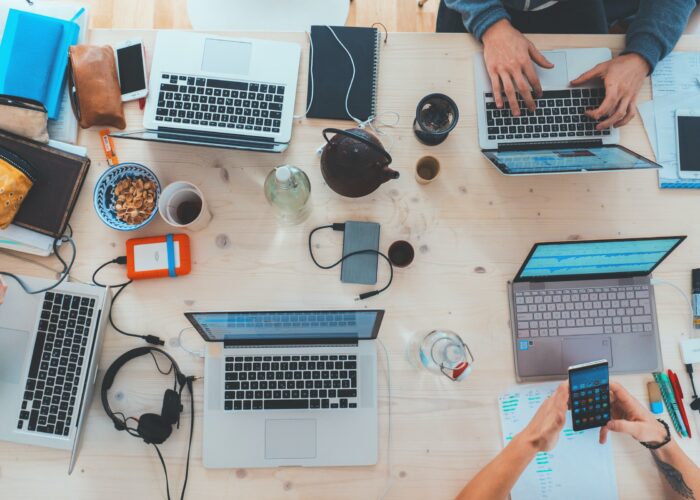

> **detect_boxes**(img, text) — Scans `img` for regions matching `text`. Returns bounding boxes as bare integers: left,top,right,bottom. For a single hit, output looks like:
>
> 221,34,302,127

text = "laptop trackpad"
265,419,317,459
0,327,30,384
537,51,569,88
562,337,612,371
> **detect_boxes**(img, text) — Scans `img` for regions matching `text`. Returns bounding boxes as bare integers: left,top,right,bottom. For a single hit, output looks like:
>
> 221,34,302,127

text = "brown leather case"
69,45,126,129
0,130,90,238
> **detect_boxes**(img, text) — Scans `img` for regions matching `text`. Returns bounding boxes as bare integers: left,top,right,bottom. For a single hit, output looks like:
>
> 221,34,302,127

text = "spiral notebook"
306,26,381,122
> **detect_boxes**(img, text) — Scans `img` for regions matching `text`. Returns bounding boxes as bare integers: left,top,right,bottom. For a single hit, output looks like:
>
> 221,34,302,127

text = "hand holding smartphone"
569,359,610,431
114,39,148,102
675,109,700,180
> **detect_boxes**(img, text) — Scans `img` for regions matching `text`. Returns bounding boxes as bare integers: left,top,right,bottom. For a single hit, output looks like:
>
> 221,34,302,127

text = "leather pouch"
68,45,126,129
0,146,36,229
0,95,49,143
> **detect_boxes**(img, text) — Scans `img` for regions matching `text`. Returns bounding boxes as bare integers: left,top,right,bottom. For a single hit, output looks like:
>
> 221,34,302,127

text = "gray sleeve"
622,0,696,71
443,0,511,40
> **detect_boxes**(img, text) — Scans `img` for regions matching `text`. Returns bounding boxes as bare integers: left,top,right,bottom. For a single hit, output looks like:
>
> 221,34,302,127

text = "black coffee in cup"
388,241,415,268
176,199,202,225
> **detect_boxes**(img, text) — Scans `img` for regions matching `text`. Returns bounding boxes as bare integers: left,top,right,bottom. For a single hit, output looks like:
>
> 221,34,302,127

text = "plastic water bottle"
264,165,311,225
408,329,474,381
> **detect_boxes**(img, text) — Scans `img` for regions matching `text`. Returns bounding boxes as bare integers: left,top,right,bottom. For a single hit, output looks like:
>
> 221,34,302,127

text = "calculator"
569,359,611,431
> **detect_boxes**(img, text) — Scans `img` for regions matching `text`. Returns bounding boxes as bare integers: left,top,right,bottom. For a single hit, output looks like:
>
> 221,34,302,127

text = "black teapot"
320,128,399,198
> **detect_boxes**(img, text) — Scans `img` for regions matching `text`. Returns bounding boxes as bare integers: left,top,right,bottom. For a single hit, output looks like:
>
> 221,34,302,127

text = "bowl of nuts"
93,163,161,231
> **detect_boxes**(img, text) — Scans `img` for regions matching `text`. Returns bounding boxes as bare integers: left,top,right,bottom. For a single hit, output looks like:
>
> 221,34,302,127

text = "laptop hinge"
496,139,604,151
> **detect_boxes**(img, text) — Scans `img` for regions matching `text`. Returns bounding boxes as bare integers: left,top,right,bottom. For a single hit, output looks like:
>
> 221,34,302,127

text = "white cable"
650,279,695,337
177,326,205,358
377,338,394,500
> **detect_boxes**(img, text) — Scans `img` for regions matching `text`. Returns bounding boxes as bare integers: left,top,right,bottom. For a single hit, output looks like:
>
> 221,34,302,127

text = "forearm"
456,434,538,500
443,0,510,40
623,0,695,71
651,440,700,500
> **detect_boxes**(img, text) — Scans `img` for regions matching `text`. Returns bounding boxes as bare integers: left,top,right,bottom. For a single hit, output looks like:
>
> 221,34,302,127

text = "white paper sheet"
499,383,618,500
0,1,89,144
652,52,700,99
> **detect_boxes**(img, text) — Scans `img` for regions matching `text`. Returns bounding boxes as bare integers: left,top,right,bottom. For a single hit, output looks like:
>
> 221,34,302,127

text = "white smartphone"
676,109,700,180
114,39,148,102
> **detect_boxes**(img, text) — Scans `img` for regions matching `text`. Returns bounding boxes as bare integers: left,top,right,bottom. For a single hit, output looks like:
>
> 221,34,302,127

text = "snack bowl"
93,163,161,231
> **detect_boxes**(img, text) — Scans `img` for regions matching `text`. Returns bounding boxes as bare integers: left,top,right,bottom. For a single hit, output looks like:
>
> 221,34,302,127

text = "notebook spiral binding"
370,29,381,119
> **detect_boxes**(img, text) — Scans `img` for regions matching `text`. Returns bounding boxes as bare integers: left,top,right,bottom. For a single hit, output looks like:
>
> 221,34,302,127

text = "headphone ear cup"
161,389,182,426
691,397,700,412
137,413,172,444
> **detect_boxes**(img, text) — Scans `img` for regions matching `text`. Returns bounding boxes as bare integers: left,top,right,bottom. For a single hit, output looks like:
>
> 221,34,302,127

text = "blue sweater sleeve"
443,0,511,40
622,0,695,71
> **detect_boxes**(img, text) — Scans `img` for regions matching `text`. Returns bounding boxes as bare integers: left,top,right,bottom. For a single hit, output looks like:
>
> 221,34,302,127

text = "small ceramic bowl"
93,163,161,231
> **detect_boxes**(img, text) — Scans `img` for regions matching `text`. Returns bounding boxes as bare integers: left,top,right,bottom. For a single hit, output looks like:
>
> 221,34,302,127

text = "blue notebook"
0,9,81,119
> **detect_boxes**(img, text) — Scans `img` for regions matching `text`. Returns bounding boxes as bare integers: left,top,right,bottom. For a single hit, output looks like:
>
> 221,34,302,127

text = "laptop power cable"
308,223,393,300
92,256,164,346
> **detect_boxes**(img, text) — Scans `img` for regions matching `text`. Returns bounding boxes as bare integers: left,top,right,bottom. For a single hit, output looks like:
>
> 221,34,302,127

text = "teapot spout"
382,166,400,181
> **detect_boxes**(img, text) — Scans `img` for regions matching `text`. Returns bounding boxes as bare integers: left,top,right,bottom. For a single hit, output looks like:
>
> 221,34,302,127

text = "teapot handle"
322,128,392,165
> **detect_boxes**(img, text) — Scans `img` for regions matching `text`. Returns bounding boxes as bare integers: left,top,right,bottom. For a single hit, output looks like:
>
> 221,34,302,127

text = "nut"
113,176,156,225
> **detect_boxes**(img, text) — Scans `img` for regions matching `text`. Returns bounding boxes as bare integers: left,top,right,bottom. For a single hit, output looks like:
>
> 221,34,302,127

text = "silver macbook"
474,48,660,175
0,275,111,473
111,31,301,153
508,236,685,381
185,309,384,468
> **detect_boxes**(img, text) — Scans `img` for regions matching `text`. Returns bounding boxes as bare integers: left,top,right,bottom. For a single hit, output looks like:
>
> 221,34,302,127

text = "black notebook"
306,26,381,121
0,130,90,238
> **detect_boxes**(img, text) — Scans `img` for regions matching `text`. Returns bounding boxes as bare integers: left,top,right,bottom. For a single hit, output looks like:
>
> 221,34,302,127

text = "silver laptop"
111,31,301,153
185,309,384,468
508,236,685,381
0,275,111,473
474,48,660,175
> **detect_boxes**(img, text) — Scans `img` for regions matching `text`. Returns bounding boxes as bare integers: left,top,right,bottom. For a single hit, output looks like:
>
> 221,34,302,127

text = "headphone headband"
101,347,184,432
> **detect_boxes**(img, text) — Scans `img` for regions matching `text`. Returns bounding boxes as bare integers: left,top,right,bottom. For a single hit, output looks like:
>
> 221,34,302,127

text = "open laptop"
508,236,685,381
111,31,301,153
474,48,660,175
185,309,384,468
0,275,111,472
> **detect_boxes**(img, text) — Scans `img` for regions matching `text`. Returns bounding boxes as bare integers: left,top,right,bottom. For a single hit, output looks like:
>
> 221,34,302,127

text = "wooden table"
1,30,699,500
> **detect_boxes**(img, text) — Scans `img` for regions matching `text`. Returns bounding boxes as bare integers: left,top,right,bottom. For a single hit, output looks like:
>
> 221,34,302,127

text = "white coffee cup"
158,181,212,231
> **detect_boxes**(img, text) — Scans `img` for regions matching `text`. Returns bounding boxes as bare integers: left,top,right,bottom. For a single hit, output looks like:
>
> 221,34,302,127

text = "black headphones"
101,347,195,500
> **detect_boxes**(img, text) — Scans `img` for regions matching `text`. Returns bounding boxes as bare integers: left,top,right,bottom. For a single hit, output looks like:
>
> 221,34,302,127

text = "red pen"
669,369,692,438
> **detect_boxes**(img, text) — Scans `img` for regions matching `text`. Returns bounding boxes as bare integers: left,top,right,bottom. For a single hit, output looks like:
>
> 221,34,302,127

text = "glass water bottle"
264,165,311,225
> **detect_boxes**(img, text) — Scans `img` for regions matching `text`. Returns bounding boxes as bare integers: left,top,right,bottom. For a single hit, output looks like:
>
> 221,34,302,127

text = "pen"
661,372,688,438
669,369,692,438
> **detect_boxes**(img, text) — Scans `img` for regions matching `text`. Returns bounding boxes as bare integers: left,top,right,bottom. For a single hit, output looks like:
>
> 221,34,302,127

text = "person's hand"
0,277,6,305
570,53,650,130
599,381,668,445
519,382,569,452
482,19,554,117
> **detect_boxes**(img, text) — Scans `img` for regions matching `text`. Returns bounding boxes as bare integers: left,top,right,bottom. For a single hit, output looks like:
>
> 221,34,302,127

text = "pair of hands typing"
522,381,668,453
482,19,650,130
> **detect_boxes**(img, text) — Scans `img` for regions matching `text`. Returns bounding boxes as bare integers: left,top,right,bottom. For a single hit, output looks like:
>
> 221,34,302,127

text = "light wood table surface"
1,30,700,500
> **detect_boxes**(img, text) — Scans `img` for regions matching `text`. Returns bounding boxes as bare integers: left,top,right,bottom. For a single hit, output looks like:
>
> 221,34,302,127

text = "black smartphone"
568,359,611,431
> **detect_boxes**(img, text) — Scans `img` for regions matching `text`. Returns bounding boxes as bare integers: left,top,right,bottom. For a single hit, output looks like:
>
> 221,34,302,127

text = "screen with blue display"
186,310,382,342
484,145,658,174
518,238,682,279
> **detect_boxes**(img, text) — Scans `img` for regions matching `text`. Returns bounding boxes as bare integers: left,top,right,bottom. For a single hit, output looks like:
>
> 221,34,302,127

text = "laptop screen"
483,144,659,175
514,237,685,282
185,310,384,344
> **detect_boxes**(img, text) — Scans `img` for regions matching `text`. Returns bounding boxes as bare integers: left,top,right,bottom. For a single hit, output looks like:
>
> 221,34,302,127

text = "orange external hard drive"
125,233,191,280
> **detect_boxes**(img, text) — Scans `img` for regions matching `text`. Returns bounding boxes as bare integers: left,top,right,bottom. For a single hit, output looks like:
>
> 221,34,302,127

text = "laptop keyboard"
17,292,95,436
224,354,358,411
485,89,611,142
155,73,285,133
514,285,653,338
